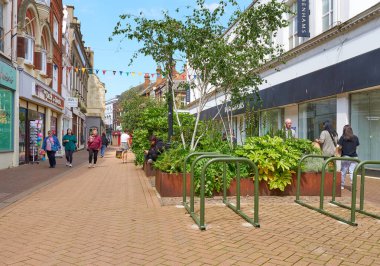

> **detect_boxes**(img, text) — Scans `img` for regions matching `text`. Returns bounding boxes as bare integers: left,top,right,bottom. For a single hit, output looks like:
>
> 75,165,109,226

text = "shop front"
18,71,64,164
0,60,17,169
351,88,380,168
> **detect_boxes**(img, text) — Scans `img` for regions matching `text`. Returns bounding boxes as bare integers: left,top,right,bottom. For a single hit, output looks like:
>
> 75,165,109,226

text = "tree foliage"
111,0,290,150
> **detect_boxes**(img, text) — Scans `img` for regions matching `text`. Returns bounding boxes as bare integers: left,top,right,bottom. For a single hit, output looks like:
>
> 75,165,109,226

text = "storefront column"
336,93,349,137
45,108,52,137
57,113,63,143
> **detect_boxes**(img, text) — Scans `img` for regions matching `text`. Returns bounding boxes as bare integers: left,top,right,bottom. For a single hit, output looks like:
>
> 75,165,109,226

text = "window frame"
53,15,59,43
322,0,334,31
52,63,58,91
24,35,35,64
0,3,4,52
40,49,47,75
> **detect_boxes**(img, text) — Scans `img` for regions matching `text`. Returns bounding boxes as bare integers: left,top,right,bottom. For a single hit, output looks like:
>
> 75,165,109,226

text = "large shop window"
299,98,336,141
260,108,284,136
351,90,380,167
0,88,14,151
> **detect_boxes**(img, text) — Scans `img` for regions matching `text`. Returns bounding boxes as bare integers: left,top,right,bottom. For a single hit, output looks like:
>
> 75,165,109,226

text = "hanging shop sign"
33,85,64,109
297,0,310,37
0,61,16,90
67,97,78,108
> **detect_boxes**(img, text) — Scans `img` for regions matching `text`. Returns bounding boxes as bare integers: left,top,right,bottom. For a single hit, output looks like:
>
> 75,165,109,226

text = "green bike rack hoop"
295,155,361,226
183,152,221,209
193,157,259,230
185,154,232,215
349,160,380,220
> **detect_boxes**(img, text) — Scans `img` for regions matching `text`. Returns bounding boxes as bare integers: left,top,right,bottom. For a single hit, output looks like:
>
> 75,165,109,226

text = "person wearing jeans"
100,132,109,158
337,125,360,189
42,131,61,168
87,128,102,168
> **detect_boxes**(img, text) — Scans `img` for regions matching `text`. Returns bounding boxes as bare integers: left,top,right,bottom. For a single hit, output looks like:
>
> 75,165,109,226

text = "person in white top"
120,129,130,163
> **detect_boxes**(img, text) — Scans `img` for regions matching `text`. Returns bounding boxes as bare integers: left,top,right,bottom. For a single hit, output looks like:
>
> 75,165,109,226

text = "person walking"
100,132,109,158
42,130,61,168
120,129,130,163
62,128,77,167
87,128,102,168
337,125,360,189
315,120,338,156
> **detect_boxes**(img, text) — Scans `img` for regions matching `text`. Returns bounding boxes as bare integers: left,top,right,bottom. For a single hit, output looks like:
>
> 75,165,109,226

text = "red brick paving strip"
0,148,379,265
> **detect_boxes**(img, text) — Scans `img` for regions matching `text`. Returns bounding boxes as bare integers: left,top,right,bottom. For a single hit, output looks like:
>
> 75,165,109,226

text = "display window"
0,88,14,152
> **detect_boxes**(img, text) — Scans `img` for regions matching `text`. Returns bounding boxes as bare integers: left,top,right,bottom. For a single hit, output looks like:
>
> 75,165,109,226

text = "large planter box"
143,161,156,177
154,170,341,197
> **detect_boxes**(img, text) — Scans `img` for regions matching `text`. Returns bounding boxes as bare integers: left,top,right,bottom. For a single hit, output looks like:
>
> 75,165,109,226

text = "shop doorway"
351,90,380,170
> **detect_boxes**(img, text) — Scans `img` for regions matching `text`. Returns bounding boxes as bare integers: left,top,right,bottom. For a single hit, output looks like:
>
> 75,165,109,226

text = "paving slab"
0,147,379,265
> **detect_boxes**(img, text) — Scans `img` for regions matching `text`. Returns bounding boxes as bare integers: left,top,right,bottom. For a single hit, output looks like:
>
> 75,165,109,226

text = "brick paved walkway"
0,148,379,265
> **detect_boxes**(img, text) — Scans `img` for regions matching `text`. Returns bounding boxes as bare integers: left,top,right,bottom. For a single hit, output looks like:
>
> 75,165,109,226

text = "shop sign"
67,97,78,108
0,88,14,151
33,85,64,109
0,61,16,91
297,0,310,37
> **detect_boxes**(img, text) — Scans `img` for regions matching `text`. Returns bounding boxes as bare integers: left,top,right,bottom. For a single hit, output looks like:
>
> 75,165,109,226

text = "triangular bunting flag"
88,69,93,74
126,72,129,76
138,72,142,76
96,69,99,74
67,66,72,72
151,73,155,78
75,67,78,72
113,71,116,75
193,75,197,79
53,64,58,70
188,75,191,79
119,71,123,76
131,72,135,76
81,68,86,73
102,70,106,75
182,74,186,79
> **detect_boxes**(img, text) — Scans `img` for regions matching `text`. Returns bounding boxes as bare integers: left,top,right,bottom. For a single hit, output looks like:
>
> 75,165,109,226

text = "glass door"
351,90,380,168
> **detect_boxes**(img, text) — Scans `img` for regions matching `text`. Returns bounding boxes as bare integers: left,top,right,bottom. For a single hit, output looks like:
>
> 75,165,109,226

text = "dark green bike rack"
295,155,361,226
182,152,221,212
183,153,231,215
331,160,380,221
190,157,259,230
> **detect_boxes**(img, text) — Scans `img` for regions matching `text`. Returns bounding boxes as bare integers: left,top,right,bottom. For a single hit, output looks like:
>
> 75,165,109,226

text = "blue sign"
297,0,310,37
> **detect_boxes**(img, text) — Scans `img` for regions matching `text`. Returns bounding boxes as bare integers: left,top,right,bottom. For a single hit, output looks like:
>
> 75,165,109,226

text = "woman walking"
100,132,109,158
62,128,77,167
87,128,102,168
315,120,338,156
337,125,360,189
42,131,61,168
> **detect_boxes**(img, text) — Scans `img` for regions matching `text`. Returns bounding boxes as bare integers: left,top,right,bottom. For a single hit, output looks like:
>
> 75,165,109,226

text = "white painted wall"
336,93,350,137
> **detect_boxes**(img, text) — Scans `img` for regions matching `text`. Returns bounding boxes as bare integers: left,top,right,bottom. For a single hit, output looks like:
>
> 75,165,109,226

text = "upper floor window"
0,3,4,52
53,16,59,42
24,35,34,64
288,2,299,50
40,49,47,74
322,0,334,31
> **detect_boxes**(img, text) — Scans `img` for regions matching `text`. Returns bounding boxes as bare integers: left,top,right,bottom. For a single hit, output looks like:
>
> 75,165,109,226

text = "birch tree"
110,0,289,151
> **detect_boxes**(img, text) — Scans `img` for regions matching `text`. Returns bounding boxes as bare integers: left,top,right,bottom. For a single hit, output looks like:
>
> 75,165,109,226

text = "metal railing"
331,160,380,221
295,155,361,225
188,157,259,230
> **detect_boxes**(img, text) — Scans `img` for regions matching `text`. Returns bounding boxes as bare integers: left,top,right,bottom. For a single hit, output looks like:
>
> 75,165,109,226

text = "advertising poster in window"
0,88,13,151
29,120,43,162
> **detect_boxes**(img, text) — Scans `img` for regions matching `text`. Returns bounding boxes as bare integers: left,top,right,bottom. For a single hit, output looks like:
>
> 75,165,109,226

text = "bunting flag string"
55,64,198,81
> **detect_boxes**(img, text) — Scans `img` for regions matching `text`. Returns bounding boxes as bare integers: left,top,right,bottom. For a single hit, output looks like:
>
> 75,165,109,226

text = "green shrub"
235,136,319,191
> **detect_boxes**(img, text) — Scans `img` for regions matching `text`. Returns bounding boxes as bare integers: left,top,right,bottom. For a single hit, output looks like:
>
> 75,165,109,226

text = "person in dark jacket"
100,132,109,158
87,128,102,168
42,130,61,168
62,128,77,167
337,125,360,189
144,135,165,163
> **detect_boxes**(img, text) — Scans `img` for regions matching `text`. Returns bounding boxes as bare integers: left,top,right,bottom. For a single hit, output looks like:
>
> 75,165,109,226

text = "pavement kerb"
0,155,91,215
